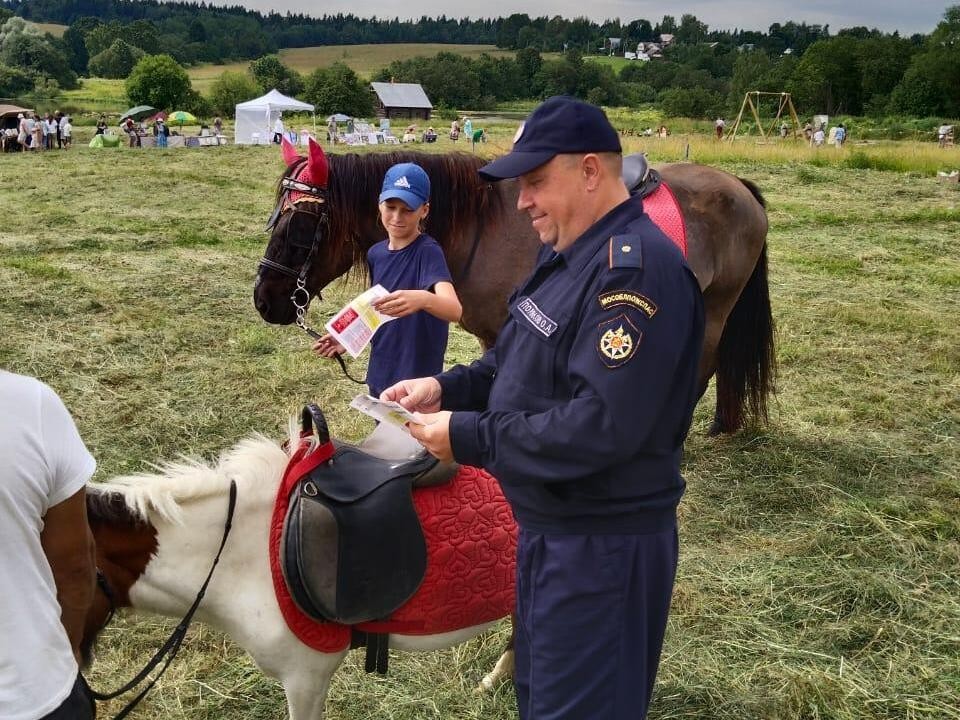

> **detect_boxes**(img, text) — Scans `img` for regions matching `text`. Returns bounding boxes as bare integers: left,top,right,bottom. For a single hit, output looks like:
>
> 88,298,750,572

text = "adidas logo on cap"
394,176,411,188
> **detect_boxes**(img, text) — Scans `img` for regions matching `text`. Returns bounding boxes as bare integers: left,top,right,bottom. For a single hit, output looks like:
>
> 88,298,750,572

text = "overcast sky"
230,0,949,36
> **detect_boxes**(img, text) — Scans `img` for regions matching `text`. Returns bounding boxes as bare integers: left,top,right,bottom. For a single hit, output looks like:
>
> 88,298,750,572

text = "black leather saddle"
621,153,662,199
281,405,457,625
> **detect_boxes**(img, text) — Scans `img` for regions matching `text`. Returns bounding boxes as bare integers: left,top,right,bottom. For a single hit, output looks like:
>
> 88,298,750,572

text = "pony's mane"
277,151,507,279
87,423,307,525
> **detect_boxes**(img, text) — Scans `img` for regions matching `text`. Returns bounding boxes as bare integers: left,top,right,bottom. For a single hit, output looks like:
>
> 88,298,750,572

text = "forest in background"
1,0,958,122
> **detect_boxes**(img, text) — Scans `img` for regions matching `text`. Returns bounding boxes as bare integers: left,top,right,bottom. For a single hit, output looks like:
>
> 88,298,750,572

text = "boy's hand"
312,334,345,358
372,290,425,318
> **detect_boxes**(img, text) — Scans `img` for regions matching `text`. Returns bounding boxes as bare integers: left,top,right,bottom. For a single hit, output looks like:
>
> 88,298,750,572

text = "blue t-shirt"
366,234,453,397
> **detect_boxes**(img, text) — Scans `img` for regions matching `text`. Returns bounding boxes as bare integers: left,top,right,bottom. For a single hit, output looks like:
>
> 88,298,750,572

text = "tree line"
1,0,957,122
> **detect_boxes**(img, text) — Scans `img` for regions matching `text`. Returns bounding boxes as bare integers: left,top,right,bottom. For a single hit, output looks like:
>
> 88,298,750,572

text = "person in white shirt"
0,371,97,720
26,113,39,150
273,115,284,144
58,112,68,148
43,115,57,150
17,113,28,151
61,117,72,149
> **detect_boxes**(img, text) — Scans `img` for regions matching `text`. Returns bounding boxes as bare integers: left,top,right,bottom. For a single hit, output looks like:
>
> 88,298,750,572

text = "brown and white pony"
81,426,512,720
253,140,775,434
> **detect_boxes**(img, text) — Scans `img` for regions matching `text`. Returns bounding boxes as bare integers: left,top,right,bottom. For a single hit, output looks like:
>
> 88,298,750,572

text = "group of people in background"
804,121,846,148
115,115,173,148
448,116,474,141
7,111,72,152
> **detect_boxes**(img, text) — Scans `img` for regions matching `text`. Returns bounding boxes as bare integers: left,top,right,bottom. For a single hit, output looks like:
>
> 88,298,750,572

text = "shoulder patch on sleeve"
608,234,644,270
598,290,658,318
597,313,641,368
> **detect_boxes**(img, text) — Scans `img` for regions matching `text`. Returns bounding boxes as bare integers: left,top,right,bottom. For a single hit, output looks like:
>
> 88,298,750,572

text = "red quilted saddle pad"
645,182,688,257
270,450,517,653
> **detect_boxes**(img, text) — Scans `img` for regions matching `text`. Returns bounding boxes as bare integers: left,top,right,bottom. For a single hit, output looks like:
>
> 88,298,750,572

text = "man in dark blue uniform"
381,96,704,719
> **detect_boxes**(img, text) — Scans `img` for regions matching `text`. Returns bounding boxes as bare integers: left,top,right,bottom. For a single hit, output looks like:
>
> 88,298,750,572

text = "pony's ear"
280,136,301,167
306,137,329,188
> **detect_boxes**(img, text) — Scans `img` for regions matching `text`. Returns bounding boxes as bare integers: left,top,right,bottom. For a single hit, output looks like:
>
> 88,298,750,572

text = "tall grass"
614,134,960,176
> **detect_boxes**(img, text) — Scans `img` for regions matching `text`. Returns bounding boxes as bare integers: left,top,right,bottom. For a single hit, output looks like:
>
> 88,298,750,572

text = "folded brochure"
350,394,425,431
324,284,395,358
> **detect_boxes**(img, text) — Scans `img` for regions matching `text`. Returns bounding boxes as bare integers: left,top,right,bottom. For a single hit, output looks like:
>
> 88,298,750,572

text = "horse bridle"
258,160,366,384
258,159,330,339
95,568,117,630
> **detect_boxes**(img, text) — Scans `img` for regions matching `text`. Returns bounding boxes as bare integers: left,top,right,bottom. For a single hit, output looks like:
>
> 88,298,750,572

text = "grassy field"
188,43,519,92
1,140,958,719
58,43,521,108
28,21,68,37
584,54,633,72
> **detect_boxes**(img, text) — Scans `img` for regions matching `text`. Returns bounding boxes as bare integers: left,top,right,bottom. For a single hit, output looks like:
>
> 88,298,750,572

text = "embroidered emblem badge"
597,314,641,368
597,290,658,318
394,176,411,188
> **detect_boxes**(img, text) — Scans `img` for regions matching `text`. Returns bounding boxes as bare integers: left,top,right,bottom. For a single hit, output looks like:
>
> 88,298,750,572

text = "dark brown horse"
254,140,775,433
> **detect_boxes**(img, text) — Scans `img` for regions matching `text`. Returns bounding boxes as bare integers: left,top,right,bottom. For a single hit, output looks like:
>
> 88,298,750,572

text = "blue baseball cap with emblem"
479,96,621,181
379,162,431,210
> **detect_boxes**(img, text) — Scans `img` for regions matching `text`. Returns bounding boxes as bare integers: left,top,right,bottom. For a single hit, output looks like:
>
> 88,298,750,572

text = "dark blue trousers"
514,527,678,720
42,673,95,719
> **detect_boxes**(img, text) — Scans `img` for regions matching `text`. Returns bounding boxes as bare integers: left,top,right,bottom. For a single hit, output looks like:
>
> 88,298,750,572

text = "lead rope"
291,278,367,386
83,481,238,719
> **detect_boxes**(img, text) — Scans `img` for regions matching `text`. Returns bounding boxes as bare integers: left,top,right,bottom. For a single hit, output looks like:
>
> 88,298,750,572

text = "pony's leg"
478,648,514,692
278,648,347,720
478,615,516,692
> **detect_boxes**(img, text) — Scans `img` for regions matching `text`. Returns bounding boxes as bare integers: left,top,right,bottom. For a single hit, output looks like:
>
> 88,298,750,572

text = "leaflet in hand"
350,394,424,431
324,284,395,358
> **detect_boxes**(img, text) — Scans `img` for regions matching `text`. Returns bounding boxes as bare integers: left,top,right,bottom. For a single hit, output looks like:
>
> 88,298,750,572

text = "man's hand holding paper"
379,377,442,413
407,411,453,463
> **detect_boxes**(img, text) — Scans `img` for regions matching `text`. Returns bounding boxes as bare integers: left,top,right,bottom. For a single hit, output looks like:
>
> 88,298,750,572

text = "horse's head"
81,490,158,668
254,138,353,325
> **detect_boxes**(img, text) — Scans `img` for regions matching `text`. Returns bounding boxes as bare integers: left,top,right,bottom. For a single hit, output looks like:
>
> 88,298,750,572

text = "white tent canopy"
234,89,315,145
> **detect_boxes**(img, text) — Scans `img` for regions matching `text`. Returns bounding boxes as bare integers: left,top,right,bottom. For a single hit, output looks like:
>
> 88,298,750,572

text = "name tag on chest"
516,296,558,337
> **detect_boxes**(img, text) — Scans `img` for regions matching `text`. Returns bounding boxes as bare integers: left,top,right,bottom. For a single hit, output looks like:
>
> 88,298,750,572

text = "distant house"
606,37,622,55
659,33,675,46
738,43,756,52
636,41,662,59
370,82,433,121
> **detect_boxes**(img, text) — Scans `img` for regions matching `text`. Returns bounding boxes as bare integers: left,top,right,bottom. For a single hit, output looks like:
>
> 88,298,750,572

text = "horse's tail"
739,177,766,208
712,180,776,434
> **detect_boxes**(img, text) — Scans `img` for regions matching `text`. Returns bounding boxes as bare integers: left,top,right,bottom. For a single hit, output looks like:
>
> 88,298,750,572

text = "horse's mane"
277,151,506,278
87,424,307,525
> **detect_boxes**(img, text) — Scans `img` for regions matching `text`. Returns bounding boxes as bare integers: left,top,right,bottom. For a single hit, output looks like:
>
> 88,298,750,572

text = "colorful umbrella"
167,110,198,130
119,105,156,121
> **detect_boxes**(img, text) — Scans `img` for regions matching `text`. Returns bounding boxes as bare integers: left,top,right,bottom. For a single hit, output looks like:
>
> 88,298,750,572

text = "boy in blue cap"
313,162,462,398
382,97,705,719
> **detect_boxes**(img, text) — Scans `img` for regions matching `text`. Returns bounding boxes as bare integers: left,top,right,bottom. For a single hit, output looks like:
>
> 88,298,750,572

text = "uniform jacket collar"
558,197,645,276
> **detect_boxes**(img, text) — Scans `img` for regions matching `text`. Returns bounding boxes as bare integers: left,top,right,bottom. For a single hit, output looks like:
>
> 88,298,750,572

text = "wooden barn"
370,82,433,121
